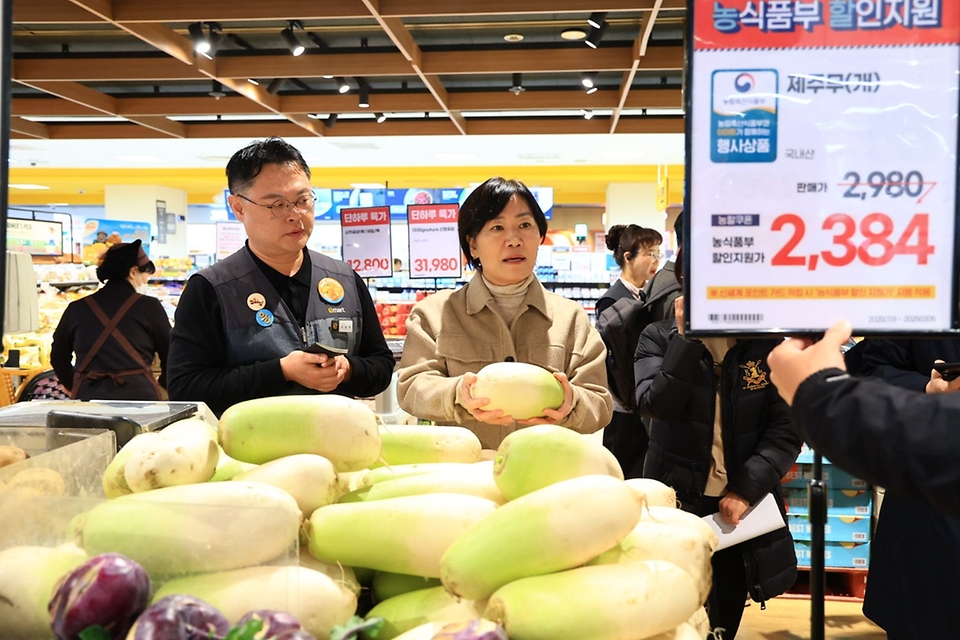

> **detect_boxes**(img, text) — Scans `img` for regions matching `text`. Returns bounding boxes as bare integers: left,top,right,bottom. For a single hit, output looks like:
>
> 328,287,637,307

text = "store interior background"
8,134,686,299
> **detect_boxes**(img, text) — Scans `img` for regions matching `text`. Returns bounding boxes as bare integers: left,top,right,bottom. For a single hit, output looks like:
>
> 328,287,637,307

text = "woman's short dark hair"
96,239,155,283
604,224,664,268
458,177,548,269
226,138,311,195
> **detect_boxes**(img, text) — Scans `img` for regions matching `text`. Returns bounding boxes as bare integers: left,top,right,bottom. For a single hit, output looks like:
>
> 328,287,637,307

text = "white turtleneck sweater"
482,273,535,330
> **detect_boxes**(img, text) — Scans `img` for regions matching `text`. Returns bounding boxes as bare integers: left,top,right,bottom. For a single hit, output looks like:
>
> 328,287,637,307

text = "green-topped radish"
219,395,380,471
379,424,482,465
471,362,563,419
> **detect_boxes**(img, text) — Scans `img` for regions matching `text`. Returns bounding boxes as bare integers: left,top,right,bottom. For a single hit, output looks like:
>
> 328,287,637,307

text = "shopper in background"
51,239,170,401
781,332,960,639
396,177,613,449
644,210,684,323
635,283,800,638
595,224,662,478
595,224,663,316
167,138,394,416
768,320,960,515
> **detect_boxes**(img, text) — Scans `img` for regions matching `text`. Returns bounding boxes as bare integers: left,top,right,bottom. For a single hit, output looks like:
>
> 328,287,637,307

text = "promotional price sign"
341,206,392,277
215,221,246,262
687,1,960,334
407,204,462,279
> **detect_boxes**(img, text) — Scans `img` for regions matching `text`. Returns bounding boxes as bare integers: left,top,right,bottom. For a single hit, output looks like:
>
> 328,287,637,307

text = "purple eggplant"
48,552,151,640
432,619,509,640
236,610,303,639
128,595,231,639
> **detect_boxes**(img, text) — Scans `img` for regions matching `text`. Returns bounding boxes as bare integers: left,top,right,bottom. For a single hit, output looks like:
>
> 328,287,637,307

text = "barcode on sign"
709,313,764,323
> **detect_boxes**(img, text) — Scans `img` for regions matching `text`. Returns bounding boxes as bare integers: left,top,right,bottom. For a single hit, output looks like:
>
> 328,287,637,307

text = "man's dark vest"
198,248,362,368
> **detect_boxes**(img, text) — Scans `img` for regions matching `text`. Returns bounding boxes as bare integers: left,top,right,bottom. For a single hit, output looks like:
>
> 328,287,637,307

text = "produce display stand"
0,422,301,640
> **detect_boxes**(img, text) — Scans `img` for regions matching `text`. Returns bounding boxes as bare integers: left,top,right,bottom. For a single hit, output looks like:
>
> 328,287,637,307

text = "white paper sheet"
702,492,786,551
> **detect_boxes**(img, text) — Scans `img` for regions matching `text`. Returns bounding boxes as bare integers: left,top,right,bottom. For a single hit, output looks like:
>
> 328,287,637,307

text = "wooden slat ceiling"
10,0,687,140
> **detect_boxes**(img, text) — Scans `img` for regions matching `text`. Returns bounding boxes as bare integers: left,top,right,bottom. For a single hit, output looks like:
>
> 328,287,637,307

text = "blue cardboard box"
781,463,868,490
787,513,871,543
794,540,870,569
783,487,872,517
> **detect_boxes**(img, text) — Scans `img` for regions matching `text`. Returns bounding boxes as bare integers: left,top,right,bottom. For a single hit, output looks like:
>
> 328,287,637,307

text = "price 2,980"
841,170,936,203
413,257,460,273
771,212,933,270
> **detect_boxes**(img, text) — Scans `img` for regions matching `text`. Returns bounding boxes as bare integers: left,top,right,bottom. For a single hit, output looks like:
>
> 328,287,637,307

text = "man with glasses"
167,138,394,415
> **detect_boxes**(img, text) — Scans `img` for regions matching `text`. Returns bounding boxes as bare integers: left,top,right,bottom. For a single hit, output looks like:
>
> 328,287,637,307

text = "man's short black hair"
458,177,547,270
226,137,311,195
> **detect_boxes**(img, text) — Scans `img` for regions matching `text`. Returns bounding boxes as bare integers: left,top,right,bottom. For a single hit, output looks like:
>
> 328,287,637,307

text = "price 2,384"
841,170,936,203
413,257,460,273
772,212,933,270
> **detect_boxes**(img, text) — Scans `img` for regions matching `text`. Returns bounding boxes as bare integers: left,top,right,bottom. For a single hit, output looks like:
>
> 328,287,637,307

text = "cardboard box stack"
782,445,872,569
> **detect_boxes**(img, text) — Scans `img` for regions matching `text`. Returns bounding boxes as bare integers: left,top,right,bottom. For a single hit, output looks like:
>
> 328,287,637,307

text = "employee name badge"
335,319,354,333
711,70,778,163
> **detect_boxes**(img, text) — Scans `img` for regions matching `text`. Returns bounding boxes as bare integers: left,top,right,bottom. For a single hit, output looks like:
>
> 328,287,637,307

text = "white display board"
340,206,392,277
688,0,959,334
407,204,462,279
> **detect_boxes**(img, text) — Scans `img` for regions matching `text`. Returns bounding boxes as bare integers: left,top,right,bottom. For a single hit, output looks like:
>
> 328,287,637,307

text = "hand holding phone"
932,361,960,382
303,343,348,358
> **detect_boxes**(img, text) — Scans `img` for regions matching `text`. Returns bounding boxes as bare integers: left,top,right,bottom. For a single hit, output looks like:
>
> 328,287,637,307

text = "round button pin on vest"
256,309,274,327
247,292,266,311
318,277,345,304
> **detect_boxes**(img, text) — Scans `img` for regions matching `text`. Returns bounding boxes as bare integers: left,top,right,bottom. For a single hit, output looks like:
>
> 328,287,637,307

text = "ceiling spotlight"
336,77,350,94
206,27,223,57
503,33,524,42
358,86,370,108
587,12,608,29
586,86,598,95
208,80,226,100
561,29,587,41
585,21,609,49
266,78,286,95
326,114,338,129
189,22,211,54
580,72,597,89
582,109,594,120
247,78,260,86
376,112,387,123
307,113,323,119
281,22,306,57
509,73,525,96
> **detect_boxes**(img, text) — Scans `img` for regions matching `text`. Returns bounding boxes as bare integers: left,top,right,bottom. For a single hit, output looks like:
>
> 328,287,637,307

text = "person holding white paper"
396,177,613,449
635,287,801,638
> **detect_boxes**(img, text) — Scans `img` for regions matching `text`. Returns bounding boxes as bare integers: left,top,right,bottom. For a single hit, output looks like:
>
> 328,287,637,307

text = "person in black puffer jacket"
634,296,801,639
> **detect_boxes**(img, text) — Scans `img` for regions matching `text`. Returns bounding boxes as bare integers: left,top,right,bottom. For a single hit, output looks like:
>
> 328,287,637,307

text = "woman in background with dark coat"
51,239,170,400
634,279,800,638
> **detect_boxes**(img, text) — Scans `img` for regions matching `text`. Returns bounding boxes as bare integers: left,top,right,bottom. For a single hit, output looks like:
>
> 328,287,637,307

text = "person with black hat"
166,138,394,416
51,239,170,401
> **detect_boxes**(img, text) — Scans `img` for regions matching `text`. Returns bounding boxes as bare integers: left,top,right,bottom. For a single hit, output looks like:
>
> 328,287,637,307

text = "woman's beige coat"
397,276,613,449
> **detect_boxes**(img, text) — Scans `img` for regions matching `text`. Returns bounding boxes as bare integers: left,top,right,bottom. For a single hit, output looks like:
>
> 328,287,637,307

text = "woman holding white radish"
397,177,613,449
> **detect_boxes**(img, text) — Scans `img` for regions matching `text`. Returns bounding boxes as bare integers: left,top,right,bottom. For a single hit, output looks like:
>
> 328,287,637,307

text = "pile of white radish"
0,394,719,640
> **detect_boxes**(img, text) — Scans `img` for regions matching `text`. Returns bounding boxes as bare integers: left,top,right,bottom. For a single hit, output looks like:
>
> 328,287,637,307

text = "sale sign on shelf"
687,0,959,334
407,204,462,279
340,206,392,277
